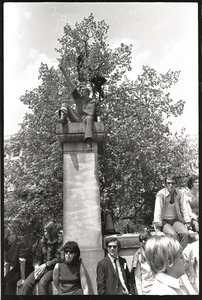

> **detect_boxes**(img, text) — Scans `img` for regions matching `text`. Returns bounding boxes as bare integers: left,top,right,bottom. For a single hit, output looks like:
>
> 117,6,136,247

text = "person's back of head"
144,235,182,274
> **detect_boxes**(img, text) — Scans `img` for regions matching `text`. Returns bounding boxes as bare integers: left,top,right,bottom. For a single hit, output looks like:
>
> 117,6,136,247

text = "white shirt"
163,202,177,219
149,272,198,295
108,254,129,294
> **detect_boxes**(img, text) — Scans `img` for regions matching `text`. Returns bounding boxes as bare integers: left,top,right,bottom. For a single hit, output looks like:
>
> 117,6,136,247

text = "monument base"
56,123,105,295
81,249,104,295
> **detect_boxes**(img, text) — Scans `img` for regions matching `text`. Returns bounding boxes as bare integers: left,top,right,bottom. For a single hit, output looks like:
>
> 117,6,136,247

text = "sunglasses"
64,250,74,254
108,245,117,248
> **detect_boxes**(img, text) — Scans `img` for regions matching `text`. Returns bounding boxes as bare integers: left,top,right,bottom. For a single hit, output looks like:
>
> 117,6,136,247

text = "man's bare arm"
59,65,76,92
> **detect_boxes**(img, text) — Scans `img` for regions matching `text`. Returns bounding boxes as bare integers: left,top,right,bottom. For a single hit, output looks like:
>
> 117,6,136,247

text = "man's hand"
34,264,46,280
16,278,25,288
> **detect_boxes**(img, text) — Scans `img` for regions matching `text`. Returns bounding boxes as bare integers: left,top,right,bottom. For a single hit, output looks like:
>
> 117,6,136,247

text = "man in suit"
96,237,135,295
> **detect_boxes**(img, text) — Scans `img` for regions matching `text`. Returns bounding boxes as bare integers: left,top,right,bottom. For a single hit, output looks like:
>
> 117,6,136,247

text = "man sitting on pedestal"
57,65,101,152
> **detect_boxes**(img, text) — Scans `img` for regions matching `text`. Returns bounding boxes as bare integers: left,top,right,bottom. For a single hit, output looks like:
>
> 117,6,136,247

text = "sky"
4,2,198,138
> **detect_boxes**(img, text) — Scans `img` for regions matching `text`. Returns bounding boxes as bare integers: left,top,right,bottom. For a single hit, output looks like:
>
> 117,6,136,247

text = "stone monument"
56,66,105,293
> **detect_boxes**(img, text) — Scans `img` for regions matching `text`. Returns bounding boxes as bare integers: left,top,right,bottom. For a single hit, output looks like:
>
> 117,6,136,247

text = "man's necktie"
114,258,129,295
114,258,118,274
170,193,175,204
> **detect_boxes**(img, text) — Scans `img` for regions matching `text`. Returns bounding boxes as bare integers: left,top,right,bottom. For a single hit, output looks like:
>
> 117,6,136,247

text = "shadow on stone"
82,263,94,295
70,153,79,171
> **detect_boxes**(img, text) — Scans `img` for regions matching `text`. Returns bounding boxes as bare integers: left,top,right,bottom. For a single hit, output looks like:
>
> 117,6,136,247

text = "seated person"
21,220,62,295
3,224,34,295
183,175,199,233
53,241,89,295
58,65,102,152
153,173,191,250
144,235,198,295
131,228,154,295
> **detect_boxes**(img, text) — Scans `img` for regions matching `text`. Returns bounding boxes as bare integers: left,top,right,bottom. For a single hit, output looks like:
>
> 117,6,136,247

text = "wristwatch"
185,224,193,230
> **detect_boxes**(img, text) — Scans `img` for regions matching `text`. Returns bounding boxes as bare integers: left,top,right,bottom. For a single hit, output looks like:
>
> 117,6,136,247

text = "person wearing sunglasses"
153,174,191,250
53,241,89,295
96,237,135,295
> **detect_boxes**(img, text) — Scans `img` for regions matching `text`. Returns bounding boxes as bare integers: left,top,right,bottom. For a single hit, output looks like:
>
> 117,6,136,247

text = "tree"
4,14,198,241
4,64,64,244
98,65,198,232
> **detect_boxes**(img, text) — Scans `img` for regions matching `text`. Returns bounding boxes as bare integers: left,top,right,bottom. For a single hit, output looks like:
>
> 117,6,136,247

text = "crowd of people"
3,173,199,295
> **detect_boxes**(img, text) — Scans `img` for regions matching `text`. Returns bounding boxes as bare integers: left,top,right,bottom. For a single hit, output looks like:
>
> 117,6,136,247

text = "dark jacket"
96,255,135,295
4,237,34,294
34,234,63,270
4,237,33,272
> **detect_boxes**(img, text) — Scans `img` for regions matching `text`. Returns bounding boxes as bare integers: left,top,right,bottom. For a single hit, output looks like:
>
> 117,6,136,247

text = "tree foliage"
4,14,198,241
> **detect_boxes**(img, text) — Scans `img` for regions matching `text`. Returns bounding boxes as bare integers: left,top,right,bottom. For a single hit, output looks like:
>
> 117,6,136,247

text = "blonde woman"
144,235,197,295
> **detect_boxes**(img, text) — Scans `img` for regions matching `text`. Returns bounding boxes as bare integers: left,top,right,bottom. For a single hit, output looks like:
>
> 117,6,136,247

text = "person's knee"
38,273,52,290
163,226,177,237
21,272,35,293
38,278,48,289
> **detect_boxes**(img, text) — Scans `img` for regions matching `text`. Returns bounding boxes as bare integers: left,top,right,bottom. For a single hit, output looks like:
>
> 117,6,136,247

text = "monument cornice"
56,122,105,153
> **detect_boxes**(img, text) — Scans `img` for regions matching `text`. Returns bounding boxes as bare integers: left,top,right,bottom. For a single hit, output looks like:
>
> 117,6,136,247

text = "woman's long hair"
61,241,81,264
43,220,58,243
4,225,18,250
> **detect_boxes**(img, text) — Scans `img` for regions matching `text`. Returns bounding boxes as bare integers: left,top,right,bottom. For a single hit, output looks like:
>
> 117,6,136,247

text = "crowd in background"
3,174,199,295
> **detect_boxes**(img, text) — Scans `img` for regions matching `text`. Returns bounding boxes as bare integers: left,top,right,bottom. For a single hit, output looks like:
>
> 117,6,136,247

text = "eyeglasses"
64,250,74,254
166,181,176,185
108,245,117,248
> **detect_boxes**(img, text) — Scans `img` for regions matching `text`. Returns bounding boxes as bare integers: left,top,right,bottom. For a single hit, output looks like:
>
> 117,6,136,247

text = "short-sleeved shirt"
131,248,154,294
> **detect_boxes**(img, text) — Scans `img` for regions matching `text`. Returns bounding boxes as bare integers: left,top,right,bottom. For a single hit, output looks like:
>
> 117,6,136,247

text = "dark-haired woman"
53,241,89,295
184,175,199,233
21,220,62,295
3,225,34,295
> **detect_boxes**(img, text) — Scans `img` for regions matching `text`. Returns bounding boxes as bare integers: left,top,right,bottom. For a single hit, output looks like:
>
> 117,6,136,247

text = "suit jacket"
96,255,135,295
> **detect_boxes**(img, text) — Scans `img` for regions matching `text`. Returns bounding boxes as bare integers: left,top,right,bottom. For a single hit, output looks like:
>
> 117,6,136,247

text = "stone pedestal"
56,122,105,294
